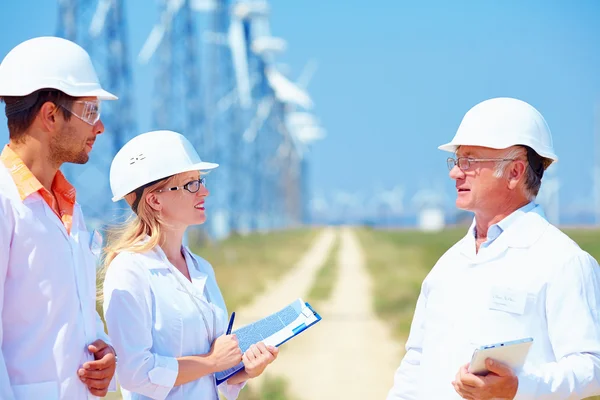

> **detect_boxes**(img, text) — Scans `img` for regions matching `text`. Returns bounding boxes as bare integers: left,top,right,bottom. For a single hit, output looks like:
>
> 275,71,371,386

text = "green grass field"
189,228,319,311
305,233,339,306
98,228,319,400
357,225,600,400
355,226,466,338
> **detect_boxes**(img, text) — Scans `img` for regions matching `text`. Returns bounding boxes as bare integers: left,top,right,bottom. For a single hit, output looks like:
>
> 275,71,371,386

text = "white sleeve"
103,257,178,400
93,310,117,392
386,286,427,400
515,252,600,399
0,199,15,400
218,380,246,400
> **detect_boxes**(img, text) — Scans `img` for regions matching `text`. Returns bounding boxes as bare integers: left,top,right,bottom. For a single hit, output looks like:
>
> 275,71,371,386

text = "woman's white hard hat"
0,36,117,100
110,130,218,202
438,97,558,162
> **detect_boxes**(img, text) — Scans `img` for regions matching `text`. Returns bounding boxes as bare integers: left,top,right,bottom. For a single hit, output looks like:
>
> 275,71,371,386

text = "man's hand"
77,339,117,397
452,359,518,400
243,342,279,379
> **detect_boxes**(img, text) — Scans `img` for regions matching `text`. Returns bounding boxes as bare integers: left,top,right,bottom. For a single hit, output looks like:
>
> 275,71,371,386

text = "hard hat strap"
5,91,40,117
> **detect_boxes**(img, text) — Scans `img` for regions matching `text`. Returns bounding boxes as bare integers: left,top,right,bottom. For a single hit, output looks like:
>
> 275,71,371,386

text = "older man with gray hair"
387,97,600,400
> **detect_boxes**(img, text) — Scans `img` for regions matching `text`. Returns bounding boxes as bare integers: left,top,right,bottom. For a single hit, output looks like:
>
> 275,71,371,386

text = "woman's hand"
208,334,243,372
243,342,279,378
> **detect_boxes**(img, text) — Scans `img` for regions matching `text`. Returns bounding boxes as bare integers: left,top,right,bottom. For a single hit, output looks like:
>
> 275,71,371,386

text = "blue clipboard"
215,301,322,385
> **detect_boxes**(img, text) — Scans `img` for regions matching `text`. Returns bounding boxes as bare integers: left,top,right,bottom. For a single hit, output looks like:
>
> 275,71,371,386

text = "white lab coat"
103,244,245,400
387,204,600,399
0,166,112,400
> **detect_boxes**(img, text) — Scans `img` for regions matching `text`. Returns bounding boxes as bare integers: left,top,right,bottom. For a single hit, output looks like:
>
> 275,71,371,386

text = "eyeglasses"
60,100,102,126
447,157,516,171
155,177,206,194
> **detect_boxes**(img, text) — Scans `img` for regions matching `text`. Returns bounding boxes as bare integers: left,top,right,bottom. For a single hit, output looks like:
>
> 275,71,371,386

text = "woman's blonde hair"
100,175,178,276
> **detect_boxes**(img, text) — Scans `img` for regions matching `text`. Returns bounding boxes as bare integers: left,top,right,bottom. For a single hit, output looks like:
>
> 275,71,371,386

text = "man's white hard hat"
439,97,558,162
110,130,218,202
0,36,117,100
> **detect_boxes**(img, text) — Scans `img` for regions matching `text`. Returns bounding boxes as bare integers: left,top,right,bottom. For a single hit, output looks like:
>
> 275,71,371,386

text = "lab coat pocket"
485,290,538,339
12,381,59,400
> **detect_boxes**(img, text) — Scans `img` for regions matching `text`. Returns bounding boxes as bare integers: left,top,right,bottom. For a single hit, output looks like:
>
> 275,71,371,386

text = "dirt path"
242,227,402,399
234,227,338,325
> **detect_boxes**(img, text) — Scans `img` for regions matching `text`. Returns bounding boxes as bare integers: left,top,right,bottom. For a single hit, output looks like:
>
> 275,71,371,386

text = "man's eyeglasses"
155,177,206,194
447,157,516,171
60,100,101,126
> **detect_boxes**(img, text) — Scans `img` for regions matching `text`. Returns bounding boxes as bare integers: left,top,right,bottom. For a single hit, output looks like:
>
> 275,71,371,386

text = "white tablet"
468,337,533,376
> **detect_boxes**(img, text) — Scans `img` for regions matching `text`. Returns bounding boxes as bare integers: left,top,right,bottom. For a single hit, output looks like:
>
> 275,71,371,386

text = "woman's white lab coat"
103,245,245,400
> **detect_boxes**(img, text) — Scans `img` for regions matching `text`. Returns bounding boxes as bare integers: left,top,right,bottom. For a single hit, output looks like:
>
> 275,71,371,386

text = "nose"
449,165,465,180
197,183,209,197
94,119,105,135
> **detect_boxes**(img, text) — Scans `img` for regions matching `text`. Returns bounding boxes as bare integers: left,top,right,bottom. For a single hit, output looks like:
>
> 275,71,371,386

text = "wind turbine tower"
57,0,136,227
139,0,204,146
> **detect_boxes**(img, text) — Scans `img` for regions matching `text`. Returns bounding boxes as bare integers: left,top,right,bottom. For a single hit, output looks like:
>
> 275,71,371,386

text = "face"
449,145,515,213
50,96,104,165
152,171,209,229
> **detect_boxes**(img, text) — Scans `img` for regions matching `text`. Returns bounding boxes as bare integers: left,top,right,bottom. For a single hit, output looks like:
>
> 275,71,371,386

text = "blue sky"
1,0,599,224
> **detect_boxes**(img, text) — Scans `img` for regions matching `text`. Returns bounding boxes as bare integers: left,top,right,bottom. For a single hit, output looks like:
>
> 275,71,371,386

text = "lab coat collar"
145,240,210,300
459,204,549,261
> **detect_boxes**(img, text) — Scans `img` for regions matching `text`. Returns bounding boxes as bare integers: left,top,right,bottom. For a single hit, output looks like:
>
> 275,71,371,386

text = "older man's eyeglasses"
60,100,102,126
156,177,206,194
447,157,516,171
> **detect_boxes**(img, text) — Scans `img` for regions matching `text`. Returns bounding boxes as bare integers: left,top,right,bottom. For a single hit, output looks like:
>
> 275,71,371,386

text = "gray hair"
493,146,549,200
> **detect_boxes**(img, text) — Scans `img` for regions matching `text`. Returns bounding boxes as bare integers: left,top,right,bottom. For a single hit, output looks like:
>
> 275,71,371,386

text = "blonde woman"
102,130,278,400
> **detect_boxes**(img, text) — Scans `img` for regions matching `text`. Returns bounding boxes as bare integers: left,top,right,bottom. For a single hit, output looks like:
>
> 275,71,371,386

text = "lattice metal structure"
205,0,240,239
55,0,322,236
57,0,136,228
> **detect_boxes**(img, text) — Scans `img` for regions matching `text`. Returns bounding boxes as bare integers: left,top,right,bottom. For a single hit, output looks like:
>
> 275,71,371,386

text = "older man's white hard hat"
110,130,218,202
0,36,117,100
439,97,558,162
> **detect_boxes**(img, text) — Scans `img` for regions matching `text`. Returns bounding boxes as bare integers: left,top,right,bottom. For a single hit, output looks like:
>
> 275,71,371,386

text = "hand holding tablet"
468,337,533,376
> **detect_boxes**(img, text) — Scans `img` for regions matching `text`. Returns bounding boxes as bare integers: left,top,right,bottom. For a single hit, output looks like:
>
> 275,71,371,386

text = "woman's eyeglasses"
155,177,206,194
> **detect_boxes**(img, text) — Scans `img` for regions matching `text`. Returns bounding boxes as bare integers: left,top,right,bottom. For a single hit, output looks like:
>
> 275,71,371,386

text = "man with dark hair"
0,36,118,399
387,97,600,400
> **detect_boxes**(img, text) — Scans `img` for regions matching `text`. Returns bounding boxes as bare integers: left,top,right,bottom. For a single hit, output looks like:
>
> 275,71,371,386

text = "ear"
145,192,163,212
37,101,61,132
507,160,527,190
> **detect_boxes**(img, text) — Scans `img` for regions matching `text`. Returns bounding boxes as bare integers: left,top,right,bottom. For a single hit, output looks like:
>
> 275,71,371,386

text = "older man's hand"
77,339,117,397
452,358,518,400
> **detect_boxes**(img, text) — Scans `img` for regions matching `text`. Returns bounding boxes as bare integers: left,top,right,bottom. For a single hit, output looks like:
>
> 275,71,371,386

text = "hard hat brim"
61,87,118,100
438,142,458,153
87,88,118,101
111,161,219,202
0,86,118,101
438,141,558,162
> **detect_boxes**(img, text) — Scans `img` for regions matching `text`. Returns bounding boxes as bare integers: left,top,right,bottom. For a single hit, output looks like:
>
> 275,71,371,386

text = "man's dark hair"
1,89,76,143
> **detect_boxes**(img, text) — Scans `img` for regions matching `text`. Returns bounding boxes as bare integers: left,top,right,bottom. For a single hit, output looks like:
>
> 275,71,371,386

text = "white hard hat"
0,36,117,100
110,130,218,202
439,97,558,162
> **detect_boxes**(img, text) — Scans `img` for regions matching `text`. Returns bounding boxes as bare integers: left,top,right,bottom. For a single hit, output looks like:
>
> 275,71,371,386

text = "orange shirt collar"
1,145,76,233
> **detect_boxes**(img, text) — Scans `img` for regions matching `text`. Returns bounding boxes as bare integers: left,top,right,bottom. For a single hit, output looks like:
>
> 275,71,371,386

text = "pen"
226,312,235,335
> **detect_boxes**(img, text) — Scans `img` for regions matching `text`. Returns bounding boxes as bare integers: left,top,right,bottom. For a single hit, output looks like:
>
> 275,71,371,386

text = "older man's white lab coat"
387,204,600,399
